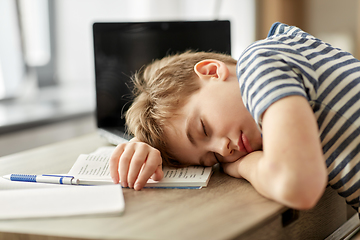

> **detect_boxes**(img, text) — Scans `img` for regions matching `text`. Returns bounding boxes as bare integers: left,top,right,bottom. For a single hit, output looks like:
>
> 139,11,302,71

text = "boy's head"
127,51,263,167
126,51,238,166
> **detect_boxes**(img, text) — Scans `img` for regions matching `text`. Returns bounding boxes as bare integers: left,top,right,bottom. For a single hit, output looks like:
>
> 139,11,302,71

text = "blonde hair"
126,51,237,166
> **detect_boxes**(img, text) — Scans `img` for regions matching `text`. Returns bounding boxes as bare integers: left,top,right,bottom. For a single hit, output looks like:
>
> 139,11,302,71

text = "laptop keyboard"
98,129,129,145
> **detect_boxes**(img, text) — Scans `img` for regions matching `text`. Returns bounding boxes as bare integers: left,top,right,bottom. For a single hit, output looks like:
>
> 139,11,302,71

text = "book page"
147,166,212,184
68,154,112,180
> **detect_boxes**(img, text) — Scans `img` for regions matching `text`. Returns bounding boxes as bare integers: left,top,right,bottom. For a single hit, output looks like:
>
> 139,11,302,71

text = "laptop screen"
93,20,231,135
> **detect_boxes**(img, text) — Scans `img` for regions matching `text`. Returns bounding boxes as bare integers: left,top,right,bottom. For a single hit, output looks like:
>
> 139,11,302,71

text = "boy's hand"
221,151,263,180
109,139,164,190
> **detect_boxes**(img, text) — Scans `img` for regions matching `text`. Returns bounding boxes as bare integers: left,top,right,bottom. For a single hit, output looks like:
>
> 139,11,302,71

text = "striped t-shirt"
237,22,360,211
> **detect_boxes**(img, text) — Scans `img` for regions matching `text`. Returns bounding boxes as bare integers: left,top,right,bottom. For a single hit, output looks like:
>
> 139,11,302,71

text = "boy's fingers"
118,147,136,188
109,142,163,190
109,145,125,183
134,151,163,190
151,165,164,181
127,149,149,188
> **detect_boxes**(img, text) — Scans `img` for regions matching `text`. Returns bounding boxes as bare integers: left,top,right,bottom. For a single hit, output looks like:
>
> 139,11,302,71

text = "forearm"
222,151,273,200
223,150,326,210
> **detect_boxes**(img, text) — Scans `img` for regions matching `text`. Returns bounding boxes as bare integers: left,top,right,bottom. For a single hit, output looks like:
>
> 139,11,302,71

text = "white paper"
0,184,125,219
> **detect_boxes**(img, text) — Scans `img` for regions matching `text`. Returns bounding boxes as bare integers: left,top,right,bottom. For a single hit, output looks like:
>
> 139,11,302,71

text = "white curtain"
0,0,25,99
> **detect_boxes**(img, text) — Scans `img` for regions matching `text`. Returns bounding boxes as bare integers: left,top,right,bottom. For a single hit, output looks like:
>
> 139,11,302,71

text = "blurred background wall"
54,0,255,88
256,0,359,56
0,0,359,156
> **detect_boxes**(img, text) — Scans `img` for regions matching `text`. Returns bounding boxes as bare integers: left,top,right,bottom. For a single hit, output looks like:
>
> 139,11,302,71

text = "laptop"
92,20,231,145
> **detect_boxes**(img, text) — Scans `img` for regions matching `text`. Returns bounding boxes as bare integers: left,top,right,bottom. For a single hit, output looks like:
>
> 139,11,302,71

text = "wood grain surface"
0,133,348,240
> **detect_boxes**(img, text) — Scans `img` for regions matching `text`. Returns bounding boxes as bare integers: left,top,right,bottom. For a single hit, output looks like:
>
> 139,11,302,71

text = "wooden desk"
0,133,348,240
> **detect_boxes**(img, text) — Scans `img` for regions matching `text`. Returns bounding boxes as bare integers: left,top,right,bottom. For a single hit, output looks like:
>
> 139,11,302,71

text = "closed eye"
201,119,207,136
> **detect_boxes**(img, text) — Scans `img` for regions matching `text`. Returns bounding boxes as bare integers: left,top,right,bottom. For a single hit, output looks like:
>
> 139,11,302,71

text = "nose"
212,137,233,157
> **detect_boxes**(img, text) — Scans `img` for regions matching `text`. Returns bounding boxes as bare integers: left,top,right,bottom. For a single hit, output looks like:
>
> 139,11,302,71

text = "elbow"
256,154,328,210
288,192,321,210
275,172,327,210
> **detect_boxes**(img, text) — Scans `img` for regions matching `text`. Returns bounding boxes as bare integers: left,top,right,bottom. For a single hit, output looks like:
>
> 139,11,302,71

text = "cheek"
166,133,200,165
226,105,247,125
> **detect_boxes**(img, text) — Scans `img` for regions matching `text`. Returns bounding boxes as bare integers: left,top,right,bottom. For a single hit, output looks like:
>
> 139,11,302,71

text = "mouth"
238,132,253,154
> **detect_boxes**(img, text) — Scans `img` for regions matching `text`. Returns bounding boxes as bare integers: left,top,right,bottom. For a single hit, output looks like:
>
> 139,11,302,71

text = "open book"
68,147,213,189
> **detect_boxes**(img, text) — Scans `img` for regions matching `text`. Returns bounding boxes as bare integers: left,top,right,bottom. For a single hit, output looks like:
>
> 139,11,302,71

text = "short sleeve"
237,47,309,129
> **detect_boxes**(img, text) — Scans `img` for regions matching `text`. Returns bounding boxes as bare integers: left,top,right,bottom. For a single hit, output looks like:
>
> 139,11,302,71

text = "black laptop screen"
93,20,231,133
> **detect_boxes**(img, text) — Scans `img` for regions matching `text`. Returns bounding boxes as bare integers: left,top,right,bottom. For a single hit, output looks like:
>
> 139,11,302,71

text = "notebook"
92,20,231,144
0,182,125,219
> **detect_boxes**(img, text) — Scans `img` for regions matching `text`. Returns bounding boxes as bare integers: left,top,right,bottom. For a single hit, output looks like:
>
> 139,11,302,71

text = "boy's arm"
223,95,327,210
109,138,164,190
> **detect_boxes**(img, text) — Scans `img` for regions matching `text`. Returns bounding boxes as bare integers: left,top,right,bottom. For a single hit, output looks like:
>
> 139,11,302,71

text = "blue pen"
2,174,79,185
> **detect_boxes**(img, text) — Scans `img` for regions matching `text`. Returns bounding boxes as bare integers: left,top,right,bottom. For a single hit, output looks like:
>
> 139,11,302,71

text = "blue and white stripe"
237,22,360,212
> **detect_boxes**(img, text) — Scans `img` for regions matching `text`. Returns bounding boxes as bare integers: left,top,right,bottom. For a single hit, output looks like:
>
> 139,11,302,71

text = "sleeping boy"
109,22,360,211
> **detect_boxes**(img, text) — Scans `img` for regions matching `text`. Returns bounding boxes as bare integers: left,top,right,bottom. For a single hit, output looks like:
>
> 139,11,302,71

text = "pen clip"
42,174,74,178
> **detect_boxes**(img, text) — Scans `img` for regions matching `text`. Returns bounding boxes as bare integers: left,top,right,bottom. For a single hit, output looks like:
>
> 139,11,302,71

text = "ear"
194,59,229,82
